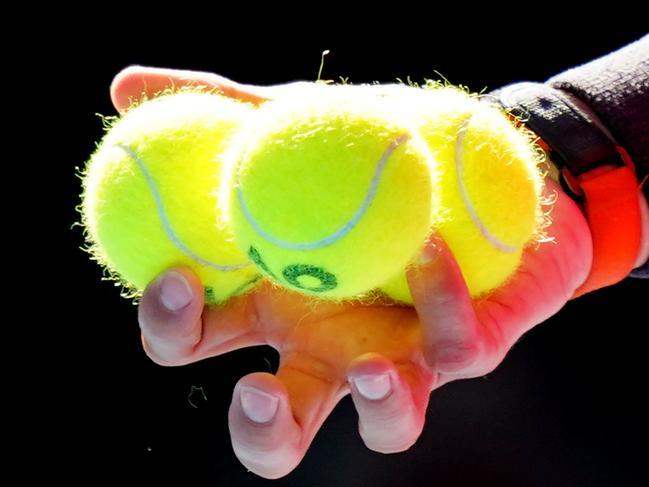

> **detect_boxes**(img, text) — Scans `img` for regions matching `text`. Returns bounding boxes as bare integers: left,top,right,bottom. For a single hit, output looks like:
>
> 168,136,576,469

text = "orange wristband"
570,148,642,298
493,83,644,297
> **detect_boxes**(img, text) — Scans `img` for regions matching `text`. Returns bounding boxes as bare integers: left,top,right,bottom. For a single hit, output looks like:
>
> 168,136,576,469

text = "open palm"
111,67,647,479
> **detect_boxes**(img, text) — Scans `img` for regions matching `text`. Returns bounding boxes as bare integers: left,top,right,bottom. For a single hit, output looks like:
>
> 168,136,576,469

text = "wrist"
491,82,645,297
546,156,649,272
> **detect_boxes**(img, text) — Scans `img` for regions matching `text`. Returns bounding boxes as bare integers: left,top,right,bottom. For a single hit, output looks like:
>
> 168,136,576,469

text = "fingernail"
159,271,193,311
351,373,392,401
417,238,441,266
240,387,279,424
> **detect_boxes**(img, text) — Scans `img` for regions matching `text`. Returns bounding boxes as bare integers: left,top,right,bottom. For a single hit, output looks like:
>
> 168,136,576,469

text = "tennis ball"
221,91,438,301
81,91,262,305
379,87,546,304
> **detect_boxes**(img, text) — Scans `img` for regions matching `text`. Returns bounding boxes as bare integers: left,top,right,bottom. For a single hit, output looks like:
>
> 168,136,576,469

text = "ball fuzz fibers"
80,92,262,305
222,92,438,301
379,87,546,304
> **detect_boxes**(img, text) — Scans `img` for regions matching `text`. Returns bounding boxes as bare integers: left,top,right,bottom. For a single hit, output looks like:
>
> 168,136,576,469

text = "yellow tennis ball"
379,87,546,304
81,91,262,305
221,91,438,301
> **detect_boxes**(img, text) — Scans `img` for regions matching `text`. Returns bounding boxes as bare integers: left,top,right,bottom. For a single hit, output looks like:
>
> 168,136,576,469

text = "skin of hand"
111,66,649,480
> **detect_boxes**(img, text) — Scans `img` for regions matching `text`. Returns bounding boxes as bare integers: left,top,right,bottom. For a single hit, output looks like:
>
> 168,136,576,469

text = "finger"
229,353,347,479
138,267,261,366
474,178,592,349
138,267,204,365
110,66,322,114
407,234,488,375
347,353,433,453
110,66,270,112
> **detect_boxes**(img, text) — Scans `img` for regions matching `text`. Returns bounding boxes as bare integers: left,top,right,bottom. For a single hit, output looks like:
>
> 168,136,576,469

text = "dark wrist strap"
492,82,642,297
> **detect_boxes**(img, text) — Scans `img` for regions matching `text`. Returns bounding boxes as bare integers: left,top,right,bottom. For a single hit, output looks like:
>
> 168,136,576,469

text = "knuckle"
431,340,482,372
233,441,299,479
142,346,173,366
361,422,420,454
359,401,423,453
140,336,187,367
234,434,280,455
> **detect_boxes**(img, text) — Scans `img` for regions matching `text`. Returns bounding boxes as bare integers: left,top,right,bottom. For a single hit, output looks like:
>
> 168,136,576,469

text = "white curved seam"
236,134,410,250
117,143,249,271
455,118,518,253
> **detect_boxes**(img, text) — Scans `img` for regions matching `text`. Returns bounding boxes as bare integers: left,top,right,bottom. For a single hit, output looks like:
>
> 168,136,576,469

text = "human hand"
111,66,648,479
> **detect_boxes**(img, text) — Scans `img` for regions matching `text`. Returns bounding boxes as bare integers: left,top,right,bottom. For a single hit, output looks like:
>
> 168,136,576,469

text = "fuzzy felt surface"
81,92,262,305
379,88,546,304
222,90,438,300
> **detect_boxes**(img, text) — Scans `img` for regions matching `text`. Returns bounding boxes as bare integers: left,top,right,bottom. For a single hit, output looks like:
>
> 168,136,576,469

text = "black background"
37,15,648,486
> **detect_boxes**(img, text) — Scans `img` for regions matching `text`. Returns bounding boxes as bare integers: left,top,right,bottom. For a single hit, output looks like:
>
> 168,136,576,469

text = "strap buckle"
493,82,643,297
559,145,636,204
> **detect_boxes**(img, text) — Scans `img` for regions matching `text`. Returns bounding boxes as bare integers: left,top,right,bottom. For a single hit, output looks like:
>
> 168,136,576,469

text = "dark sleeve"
547,35,649,278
